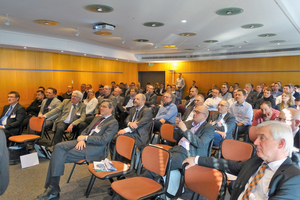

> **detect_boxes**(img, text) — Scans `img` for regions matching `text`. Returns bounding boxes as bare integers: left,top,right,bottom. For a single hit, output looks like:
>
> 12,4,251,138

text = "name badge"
76,112,81,116
10,114,16,118
48,106,52,110
95,126,101,133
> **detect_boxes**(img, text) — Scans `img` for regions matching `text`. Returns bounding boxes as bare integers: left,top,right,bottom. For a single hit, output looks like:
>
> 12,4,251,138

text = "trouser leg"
53,122,68,145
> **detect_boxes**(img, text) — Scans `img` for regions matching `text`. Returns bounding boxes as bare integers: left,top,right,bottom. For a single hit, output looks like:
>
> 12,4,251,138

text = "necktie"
69,104,76,123
242,163,268,200
0,106,13,125
88,117,105,135
132,109,139,122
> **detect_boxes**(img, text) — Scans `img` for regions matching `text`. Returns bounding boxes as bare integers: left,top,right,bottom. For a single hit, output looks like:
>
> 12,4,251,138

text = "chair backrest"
156,96,162,105
177,104,186,116
248,126,257,143
160,124,176,143
29,117,46,133
142,145,170,177
220,139,255,161
207,138,214,157
115,135,136,160
232,123,239,140
184,165,227,200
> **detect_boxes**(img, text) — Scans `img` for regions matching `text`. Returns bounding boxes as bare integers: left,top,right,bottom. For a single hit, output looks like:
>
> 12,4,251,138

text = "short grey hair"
257,121,293,157
101,99,114,109
72,90,83,99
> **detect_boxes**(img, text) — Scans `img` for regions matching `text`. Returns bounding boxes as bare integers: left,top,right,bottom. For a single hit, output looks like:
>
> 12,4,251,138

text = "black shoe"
37,186,60,199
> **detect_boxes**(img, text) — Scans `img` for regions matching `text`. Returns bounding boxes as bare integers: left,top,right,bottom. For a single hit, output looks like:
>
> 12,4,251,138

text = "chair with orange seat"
219,139,256,161
156,95,162,105
155,124,176,150
84,135,136,197
246,125,257,143
8,117,46,153
181,163,227,200
111,145,171,200
177,104,186,116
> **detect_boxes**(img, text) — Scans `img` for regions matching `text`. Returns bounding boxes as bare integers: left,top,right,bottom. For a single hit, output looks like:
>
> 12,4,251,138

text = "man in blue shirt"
153,91,178,132
229,89,253,136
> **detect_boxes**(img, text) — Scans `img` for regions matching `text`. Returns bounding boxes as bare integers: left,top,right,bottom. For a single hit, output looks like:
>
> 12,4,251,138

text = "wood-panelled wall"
138,56,300,97
0,48,138,110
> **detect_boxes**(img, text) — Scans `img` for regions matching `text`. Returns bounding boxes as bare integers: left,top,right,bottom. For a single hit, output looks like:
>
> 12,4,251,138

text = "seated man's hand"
151,104,156,108
129,121,138,129
77,135,86,142
177,121,187,132
0,125,3,129
215,130,226,139
263,111,272,121
39,114,46,118
75,140,86,150
95,114,102,117
123,106,126,110
159,118,166,124
175,117,181,126
182,157,196,170
65,124,73,132
118,129,126,135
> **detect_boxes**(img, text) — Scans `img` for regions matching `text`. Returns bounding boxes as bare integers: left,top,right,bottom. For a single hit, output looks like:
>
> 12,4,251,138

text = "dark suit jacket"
208,112,236,139
172,120,214,157
145,93,157,107
156,88,166,96
0,130,9,195
246,90,258,107
293,92,300,99
182,106,194,121
184,99,194,109
80,115,118,162
197,155,300,199
254,96,276,109
1,103,26,135
294,129,300,149
117,96,134,113
124,106,152,148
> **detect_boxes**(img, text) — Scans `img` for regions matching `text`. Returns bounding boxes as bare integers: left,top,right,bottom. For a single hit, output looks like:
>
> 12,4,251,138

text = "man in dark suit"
145,85,157,109
0,91,26,141
169,105,214,170
116,93,152,149
182,94,204,121
80,83,87,100
183,121,300,199
156,83,166,96
278,108,300,148
208,100,236,146
245,83,257,108
117,88,137,129
37,100,118,200
39,90,86,146
184,87,198,109
0,130,9,195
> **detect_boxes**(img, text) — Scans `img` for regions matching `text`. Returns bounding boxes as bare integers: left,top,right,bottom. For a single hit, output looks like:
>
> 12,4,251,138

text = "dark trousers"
53,122,80,145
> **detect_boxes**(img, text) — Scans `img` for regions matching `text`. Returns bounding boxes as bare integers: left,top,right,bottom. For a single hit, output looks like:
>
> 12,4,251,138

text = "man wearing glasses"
208,100,236,147
277,108,300,148
39,90,86,147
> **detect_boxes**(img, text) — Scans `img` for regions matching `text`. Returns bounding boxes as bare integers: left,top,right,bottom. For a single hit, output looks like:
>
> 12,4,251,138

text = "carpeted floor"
1,130,230,200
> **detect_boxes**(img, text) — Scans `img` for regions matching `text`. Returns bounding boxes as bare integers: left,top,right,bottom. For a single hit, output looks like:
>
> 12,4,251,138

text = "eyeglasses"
276,117,295,123
218,104,227,107
71,95,80,99
163,96,171,98
194,110,206,115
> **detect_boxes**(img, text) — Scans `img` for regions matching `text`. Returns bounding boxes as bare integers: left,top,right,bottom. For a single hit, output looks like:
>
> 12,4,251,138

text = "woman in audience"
84,89,98,116
275,92,295,111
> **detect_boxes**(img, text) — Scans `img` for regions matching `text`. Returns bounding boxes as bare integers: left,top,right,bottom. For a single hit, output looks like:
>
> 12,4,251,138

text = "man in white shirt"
176,73,185,98
203,89,222,111
183,121,300,199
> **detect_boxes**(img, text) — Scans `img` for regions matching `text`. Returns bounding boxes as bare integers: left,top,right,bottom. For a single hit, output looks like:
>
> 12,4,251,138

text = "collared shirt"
203,96,222,111
176,77,185,89
125,97,135,108
1,103,18,125
155,103,178,124
185,107,195,121
238,158,287,200
85,115,112,140
229,101,253,126
186,98,195,108
124,106,144,133
272,91,282,99
178,120,205,151
64,102,79,124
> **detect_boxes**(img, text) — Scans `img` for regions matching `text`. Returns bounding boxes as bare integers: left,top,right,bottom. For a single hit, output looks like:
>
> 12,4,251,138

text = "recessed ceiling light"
221,45,234,48
134,39,149,42
203,40,218,43
241,24,263,29
239,46,242,48
216,7,244,16
179,33,196,37
143,22,164,27
85,4,114,13
61,50,64,52
181,20,187,23
84,54,86,56
95,31,112,36
34,20,59,26
258,33,277,37
163,45,176,48
207,49,210,51
185,48,195,51
24,47,27,49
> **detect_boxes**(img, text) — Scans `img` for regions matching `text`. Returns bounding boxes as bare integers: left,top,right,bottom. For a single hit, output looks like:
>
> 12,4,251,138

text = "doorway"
138,71,165,89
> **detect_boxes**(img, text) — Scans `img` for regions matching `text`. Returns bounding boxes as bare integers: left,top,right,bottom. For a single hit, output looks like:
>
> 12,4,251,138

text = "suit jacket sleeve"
183,123,214,148
0,130,9,195
128,107,152,132
44,99,66,119
224,114,236,139
86,118,118,146
145,94,157,107
5,104,26,130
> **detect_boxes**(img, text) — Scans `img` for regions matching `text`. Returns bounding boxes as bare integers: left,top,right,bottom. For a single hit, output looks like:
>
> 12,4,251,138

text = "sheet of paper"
20,152,39,169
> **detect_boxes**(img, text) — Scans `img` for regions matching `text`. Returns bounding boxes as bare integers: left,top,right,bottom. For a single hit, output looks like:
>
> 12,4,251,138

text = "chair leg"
67,163,77,183
85,175,96,197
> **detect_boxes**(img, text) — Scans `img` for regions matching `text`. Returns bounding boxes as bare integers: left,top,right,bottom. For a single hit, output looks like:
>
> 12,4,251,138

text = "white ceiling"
1,0,300,62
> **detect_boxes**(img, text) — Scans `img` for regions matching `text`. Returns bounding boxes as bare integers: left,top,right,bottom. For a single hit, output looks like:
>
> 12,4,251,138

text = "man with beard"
252,101,280,126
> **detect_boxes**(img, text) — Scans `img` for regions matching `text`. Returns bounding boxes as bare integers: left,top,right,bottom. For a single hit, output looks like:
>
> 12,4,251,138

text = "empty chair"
219,139,256,161
247,126,257,143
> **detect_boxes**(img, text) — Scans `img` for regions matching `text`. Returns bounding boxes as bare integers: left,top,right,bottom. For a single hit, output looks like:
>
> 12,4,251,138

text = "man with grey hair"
245,83,257,107
278,108,300,148
39,90,86,146
183,121,300,199
116,93,152,149
94,85,117,115
37,100,118,200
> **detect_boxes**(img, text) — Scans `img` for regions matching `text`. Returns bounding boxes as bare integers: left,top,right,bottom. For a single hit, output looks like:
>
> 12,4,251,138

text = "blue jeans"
213,131,223,147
